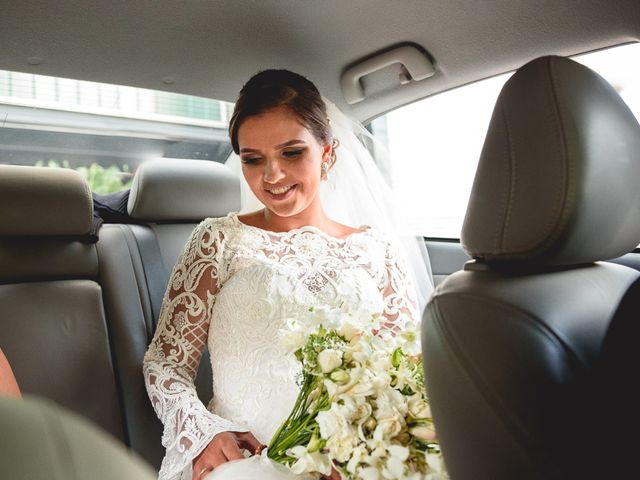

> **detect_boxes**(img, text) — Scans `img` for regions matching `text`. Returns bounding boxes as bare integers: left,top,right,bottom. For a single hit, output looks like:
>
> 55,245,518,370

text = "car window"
369,42,640,239
0,72,234,193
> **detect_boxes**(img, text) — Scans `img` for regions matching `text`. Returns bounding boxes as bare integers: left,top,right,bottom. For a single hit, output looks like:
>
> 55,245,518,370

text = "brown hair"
228,69,333,155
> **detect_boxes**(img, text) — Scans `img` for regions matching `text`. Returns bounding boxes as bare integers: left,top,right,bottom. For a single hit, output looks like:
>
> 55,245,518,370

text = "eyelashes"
241,148,305,165
282,149,304,158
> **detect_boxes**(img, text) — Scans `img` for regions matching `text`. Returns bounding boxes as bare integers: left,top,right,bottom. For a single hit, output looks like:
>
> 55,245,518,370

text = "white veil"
225,99,434,315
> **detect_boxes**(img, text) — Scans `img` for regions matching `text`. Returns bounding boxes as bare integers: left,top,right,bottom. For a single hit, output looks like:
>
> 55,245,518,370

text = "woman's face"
237,107,330,217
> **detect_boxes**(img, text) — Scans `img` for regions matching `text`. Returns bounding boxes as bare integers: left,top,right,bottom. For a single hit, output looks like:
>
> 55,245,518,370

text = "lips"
265,184,297,200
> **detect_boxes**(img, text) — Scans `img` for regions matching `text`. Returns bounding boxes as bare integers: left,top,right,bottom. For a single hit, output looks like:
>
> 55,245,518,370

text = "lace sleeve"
143,218,248,480
379,239,421,331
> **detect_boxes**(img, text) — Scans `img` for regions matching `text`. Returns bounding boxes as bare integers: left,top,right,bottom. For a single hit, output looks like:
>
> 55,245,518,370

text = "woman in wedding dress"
143,70,431,480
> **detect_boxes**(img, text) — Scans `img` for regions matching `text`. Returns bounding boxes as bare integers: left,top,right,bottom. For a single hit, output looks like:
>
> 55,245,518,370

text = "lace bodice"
143,212,419,480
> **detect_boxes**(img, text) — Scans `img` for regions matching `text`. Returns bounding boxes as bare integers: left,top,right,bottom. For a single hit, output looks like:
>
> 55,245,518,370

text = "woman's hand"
192,431,262,480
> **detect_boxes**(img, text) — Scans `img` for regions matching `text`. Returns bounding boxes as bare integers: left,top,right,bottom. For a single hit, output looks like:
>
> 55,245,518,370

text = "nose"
263,157,286,184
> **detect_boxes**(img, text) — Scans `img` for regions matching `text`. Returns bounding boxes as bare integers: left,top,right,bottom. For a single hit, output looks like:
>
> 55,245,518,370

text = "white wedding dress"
143,211,419,480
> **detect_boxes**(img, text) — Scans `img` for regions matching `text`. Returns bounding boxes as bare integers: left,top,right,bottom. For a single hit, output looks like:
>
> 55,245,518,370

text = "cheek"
295,158,322,187
242,167,262,190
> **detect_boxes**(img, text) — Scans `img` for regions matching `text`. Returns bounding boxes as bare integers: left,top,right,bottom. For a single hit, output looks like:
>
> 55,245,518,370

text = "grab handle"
341,45,435,104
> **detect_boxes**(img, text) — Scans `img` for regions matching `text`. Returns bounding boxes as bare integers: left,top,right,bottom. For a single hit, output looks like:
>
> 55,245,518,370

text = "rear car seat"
96,158,240,469
0,165,126,441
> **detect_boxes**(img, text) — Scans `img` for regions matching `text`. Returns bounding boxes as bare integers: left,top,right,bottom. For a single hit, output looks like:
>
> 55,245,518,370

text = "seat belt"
127,224,169,331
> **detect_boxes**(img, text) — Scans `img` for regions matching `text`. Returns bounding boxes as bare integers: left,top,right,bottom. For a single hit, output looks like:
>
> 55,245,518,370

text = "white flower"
383,444,410,479
358,467,380,480
339,320,362,341
408,394,431,419
318,348,343,373
426,451,444,474
378,417,403,438
359,466,381,480
346,444,368,473
388,444,409,461
286,445,332,475
400,321,422,356
393,361,418,393
312,305,344,330
353,401,373,422
326,432,356,463
317,407,348,439
332,393,358,421
281,329,305,352
330,369,350,384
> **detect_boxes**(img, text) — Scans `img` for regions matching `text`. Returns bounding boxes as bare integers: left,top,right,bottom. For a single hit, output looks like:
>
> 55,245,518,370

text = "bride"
143,69,433,480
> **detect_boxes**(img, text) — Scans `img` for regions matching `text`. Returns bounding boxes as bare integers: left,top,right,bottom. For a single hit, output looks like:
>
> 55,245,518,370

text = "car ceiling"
1,0,638,122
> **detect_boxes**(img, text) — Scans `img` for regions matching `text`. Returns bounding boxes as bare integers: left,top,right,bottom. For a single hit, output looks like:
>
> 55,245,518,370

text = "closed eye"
282,148,304,158
241,156,261,165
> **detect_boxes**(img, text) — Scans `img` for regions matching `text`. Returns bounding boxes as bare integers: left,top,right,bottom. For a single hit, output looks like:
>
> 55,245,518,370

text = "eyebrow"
239,139,306,154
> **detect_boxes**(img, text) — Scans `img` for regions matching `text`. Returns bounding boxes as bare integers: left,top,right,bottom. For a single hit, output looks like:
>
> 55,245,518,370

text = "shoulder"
182,213,240,254
195,212,238,237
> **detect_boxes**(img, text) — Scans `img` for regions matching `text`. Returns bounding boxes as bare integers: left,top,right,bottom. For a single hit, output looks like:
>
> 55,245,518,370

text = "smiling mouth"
265,184,297,200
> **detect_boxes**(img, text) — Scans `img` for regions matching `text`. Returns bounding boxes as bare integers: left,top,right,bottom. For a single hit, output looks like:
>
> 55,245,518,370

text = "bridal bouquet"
267,306,445,480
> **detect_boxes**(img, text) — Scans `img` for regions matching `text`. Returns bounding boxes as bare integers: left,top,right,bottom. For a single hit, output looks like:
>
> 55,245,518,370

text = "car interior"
1,1,639,479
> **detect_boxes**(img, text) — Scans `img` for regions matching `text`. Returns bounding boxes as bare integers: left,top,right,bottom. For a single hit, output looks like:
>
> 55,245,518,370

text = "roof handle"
341,45,435,104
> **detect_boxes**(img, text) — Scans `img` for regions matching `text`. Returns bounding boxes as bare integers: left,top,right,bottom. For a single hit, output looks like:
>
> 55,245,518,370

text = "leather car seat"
422,56,640,479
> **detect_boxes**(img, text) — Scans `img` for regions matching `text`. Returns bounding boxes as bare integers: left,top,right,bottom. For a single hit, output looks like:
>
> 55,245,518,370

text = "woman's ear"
322,142,332,161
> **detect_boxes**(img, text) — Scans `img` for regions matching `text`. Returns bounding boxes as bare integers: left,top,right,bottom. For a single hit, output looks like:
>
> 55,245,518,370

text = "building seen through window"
0,71,234,193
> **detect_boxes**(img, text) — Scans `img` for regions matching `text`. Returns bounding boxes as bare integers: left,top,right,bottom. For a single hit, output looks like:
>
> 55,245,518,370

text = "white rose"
317,408,345,439
281,329,305,352
326,433,355,463
318,348,343,373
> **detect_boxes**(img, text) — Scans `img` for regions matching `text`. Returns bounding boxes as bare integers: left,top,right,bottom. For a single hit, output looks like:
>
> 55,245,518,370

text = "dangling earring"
321,138,339,180
321,161,330,180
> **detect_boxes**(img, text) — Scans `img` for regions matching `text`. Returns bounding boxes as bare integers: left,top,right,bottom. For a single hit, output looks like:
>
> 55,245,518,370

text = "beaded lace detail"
143,212,419,480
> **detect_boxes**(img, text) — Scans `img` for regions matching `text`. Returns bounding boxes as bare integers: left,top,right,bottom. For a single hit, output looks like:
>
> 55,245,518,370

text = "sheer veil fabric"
225,99,434,314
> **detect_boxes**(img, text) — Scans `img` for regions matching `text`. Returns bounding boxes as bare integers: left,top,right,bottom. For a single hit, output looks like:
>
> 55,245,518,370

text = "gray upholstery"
128,158,241,221
0,239,98,281
0,166,126,442
462,56,640,265
0,165,93,237
0,395,155,480
0,281,125,440
98,159,241,469
97,224,165,467
423,56,640,480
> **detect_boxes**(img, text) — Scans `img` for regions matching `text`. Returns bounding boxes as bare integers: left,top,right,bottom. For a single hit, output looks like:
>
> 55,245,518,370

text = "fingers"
237,431,262,455
191,462,214,480
192,431,260,480
220,436,245,461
